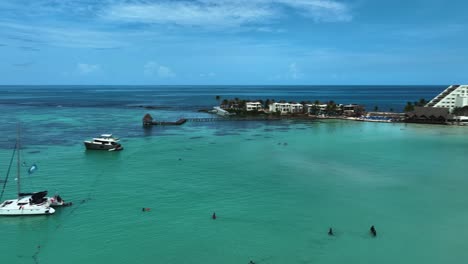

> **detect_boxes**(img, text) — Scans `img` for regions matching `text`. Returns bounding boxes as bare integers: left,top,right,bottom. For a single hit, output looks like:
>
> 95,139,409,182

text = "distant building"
245,102,263,111
268,102,304,114
212,106,233,116
406,106,453,124
142,113,154,126
304,104,327,114
342,104,364,116
269,102,291,114
426,85,468,110
290,103,304,113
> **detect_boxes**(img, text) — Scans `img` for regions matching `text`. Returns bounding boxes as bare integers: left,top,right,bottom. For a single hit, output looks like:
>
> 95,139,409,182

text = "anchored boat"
0,126,55,216
84,134,123,151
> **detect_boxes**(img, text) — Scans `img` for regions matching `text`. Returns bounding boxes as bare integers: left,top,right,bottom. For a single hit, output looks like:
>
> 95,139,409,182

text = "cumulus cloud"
144,61,175,78
77,63,101,74
102,0,351,28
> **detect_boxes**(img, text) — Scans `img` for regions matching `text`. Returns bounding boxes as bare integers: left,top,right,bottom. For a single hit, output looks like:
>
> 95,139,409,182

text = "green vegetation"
404,102,414,112
404,98,428,112
217,97,368,117
452,106,468,116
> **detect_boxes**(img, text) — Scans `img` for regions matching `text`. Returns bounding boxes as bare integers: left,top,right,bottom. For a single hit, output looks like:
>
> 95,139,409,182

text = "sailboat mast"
17,124,21,198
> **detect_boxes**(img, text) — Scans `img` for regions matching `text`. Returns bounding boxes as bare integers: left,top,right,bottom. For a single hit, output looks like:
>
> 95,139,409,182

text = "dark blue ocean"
0,85,442,110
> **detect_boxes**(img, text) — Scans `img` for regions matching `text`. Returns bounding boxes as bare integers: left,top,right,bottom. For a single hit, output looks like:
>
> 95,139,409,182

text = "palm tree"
404,102,414,112
264,99,271,109
221,99,229,108
418,98,427,106
325,100,336,115
310,104,319,115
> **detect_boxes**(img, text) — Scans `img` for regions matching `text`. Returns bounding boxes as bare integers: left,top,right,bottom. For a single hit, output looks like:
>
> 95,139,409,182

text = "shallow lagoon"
1,115,468,264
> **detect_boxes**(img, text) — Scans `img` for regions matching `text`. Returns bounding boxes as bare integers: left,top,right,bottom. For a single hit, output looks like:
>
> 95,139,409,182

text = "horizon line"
0,84,450,87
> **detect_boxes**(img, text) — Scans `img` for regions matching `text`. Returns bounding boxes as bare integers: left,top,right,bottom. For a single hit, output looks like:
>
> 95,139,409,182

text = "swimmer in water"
212,212,216,220
370,225,377,237
328,227,334,236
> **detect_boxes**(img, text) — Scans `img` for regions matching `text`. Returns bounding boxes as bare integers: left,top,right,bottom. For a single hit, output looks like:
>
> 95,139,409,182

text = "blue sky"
0,0,467,85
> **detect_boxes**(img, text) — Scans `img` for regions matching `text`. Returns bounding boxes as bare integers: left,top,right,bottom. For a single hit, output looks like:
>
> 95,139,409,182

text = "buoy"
212,212,216,220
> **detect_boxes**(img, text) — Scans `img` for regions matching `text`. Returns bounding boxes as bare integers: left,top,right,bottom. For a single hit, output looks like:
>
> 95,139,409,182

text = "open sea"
1,85,468,264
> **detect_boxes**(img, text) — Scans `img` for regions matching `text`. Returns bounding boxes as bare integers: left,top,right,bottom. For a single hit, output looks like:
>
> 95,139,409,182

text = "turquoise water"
1,117,468,263
1,86,468,263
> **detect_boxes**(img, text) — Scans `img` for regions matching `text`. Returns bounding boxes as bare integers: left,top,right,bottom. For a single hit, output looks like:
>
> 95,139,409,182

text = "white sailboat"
0,126,55,216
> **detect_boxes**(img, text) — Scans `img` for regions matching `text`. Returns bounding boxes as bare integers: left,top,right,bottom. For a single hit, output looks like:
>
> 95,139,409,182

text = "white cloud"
77,63,100,74
288,62,301,79
144,61,175,78
0,22,125,49
0,0,351,50
271,62,303,80
103,1,274,28
102,0,351,28
199,72,216,78
275,0,351,22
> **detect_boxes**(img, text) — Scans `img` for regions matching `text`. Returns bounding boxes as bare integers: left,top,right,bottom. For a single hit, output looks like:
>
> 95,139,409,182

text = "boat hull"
0,200,55,216
84,141,122,151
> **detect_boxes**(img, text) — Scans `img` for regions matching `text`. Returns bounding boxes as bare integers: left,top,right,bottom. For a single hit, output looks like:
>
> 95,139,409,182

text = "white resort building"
245,102,263,111
426,85,468,110
304,104,327,114
269,102,291,114
290,103,304,113
268,102,303,114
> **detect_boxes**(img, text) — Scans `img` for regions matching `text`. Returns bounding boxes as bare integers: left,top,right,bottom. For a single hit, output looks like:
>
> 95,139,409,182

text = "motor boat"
84,134,123,151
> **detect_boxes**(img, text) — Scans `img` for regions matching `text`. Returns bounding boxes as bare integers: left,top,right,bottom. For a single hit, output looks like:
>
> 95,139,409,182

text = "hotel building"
269,102,303,114
426,85,468,110
245,102,264,111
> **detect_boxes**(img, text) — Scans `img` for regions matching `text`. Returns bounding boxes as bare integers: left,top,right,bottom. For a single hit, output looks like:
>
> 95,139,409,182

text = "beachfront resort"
207,85,468,125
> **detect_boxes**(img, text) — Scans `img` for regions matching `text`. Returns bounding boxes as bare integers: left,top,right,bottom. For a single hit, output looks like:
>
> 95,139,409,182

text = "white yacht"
84,134,123,151
0,126,55,216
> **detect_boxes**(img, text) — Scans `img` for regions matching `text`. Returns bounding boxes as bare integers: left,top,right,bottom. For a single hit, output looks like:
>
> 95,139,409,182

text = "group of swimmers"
247,226,377,264
328,225,377,237
214,212,378,238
